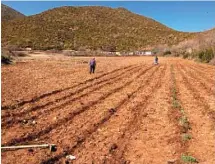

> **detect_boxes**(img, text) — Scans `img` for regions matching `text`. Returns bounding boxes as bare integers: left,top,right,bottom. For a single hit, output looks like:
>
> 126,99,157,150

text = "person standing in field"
89,58,96,74
154,55,158,64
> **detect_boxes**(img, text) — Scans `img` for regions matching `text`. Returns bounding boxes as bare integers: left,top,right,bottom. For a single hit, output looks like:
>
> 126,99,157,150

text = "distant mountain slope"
169,27,215,63
2,6,195,51
1,4,25,21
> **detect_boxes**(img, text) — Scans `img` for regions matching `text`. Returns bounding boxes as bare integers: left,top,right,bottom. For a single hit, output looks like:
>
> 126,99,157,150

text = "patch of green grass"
171,65,191,134
182,133,192,141
172,88,177,97
181,154,198,163
179,116,190,132
180,108,185,115
179,116,189,126
171,65,180,109
173,99,180,109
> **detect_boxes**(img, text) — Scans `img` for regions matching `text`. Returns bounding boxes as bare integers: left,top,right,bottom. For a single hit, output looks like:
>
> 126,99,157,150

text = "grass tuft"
181,154,198,163
182,133,192,141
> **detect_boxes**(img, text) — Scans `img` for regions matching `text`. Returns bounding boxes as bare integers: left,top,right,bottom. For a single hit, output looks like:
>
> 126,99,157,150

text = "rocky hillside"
165,28,215,63
2,6,195,51
1,4,25,21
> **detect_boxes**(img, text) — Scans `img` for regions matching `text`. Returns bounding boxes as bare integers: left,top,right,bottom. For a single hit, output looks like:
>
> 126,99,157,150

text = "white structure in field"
145,51,152,55
134,51,153,56
25,47,32,51
115,52,121,56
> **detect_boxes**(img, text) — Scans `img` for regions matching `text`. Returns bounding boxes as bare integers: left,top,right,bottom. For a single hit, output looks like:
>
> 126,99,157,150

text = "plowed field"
1,56,215,164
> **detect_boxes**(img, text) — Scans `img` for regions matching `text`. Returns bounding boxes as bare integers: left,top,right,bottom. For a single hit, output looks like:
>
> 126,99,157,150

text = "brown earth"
1,55,215,164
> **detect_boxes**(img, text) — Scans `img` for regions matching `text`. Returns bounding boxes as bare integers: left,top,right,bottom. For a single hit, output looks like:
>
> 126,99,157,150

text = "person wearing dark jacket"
89,58,96,74
154,55,158,64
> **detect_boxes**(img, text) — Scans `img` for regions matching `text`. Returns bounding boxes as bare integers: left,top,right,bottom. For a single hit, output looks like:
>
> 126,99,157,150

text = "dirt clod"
109,108,116,114
109,143,118,153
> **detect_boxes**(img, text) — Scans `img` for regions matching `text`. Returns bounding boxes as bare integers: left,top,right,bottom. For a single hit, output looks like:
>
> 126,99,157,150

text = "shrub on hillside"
1,55,12,64
197,48,214,63
2,6,195,52
1,50,13,65
183,53,189,59
163,50,171,56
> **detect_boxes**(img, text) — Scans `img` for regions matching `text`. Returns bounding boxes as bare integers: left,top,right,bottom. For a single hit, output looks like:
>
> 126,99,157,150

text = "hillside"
168,27,215,63
2,6,195,51
1,4,25,21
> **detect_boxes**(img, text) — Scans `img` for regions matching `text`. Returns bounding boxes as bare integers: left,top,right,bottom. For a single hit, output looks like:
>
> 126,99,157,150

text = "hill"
1,4,25,21
168,27,215,63
2,6,195,51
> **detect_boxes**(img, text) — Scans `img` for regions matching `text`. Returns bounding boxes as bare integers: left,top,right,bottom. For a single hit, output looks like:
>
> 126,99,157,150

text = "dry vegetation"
1,4,25,21
2,6,195,51
2,4,214,64
163,28,215,64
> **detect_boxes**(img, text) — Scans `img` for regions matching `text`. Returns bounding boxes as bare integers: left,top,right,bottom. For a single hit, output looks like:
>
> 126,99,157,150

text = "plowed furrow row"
40,65,164,164
192,63,215,72
177,64,215,119
175,64,215,163
1,65,135,110
188,65,215,85
104,65,167,163
1,65,150,138
4,65,156,146
181,65,215,95
120,65,182,164
2,65,141,127
2,64,138,119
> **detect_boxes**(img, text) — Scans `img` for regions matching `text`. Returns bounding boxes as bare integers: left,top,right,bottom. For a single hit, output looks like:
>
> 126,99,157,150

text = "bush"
198,48,214,63
1,55,12,65
174,52,180,57
183,53,189,59
163,50,171,56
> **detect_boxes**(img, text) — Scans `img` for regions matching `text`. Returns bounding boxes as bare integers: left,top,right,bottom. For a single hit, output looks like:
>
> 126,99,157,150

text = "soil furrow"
1,65,141,127
181,65,215,95
1,65,135,110
178,64,215,113
40,66,164,164
191,63,215,72
1,66,152,136
175,63,215,163
188,65,215,85
2,64,138,120
3,65,157,146
100,65,167,164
